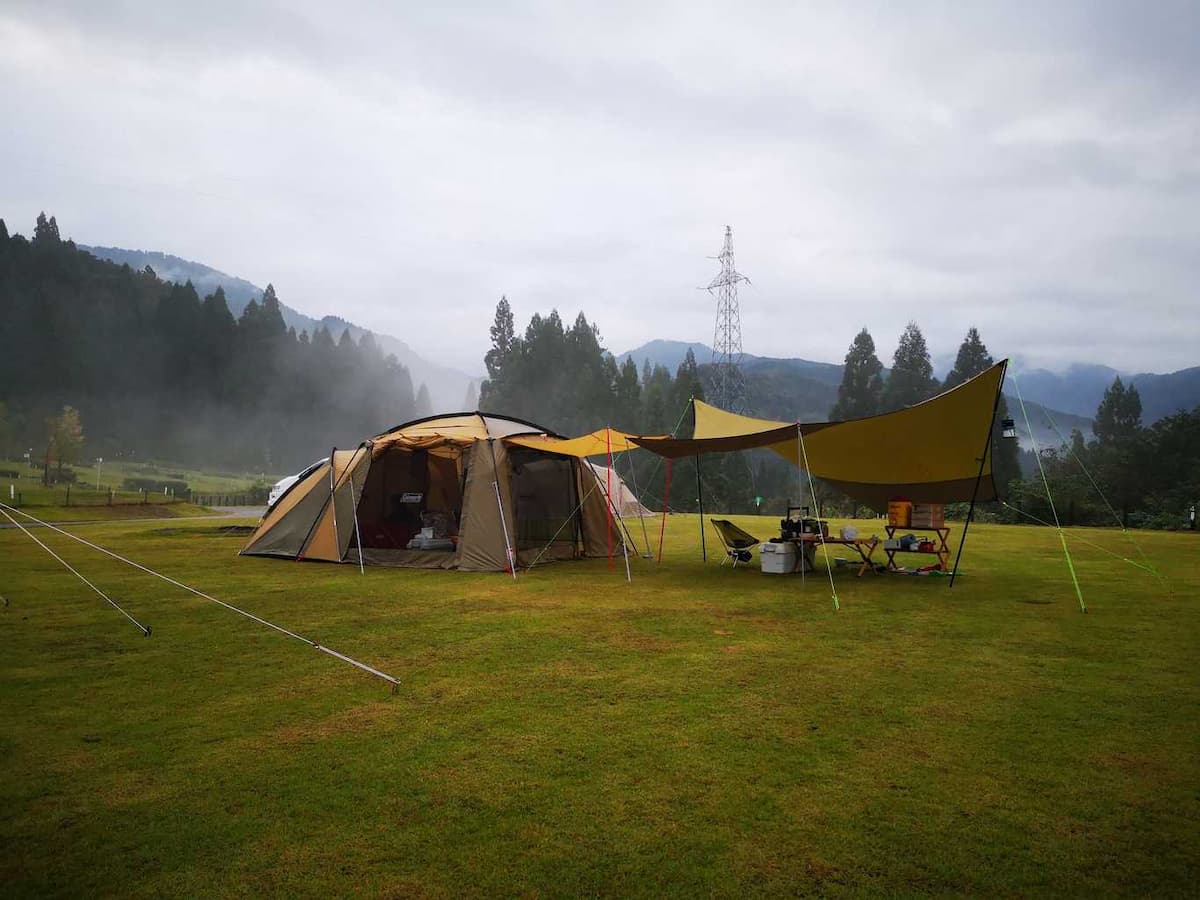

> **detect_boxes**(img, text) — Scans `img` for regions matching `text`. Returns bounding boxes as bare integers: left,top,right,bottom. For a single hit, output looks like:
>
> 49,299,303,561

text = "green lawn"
1,513,1196,897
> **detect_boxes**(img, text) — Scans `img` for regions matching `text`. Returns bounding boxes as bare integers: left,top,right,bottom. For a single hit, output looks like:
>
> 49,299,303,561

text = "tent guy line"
0,504,152,637
0,502,402,690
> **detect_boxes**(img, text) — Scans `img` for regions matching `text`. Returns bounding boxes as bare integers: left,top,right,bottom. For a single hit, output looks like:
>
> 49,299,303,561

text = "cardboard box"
910,503,945,529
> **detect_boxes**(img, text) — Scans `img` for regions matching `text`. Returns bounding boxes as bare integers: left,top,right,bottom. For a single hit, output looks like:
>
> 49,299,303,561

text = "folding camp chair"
710,519,759,568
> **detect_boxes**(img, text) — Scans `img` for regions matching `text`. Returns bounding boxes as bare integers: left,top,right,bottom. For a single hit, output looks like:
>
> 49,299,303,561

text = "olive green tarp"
631,361,1008,510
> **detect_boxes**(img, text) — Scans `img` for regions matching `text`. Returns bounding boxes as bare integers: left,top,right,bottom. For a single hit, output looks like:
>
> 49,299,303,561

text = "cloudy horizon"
3,1,1197,376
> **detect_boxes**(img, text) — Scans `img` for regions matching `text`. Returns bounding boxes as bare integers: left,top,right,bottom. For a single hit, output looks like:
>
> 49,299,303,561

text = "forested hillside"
81,244,477,410
0,215,416,472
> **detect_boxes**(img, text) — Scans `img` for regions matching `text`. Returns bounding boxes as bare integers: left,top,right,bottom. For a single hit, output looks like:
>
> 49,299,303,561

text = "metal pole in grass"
0,504,151,636
488,439,517,580
949,359,1008,588
657,458,672,563
1012,376,1087,613
0,501,402,690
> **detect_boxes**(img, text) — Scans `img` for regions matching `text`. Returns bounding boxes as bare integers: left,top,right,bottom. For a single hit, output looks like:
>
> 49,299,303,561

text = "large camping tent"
241,412,630,571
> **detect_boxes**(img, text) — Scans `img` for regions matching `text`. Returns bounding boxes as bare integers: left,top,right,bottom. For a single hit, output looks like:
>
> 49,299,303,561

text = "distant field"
1,458,272,514
1,513,1196,896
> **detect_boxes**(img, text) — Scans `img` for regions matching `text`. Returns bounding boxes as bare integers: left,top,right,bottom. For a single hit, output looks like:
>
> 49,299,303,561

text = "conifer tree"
1094,376,1142,444
943,327,990,389
881,322,938,411
830,328,884,420
484,296,515,380
944,327,1019,492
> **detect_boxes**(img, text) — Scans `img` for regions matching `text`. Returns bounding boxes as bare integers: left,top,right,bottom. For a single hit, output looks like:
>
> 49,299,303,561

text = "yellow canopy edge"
505,427,664,458
633,361,1008,509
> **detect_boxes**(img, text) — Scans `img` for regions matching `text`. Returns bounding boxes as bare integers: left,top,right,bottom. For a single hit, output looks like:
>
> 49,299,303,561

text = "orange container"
887,500,912,527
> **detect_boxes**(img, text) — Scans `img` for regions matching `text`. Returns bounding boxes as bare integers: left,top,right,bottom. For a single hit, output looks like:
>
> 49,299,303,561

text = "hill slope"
81,245,479,411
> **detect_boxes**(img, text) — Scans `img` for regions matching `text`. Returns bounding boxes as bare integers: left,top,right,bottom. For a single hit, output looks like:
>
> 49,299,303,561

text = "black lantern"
1001,418,1017,439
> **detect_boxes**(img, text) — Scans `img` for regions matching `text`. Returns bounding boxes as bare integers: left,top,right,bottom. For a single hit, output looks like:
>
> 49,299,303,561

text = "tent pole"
695,454,706,562
487,439,517,580
606,426,614,569
596,462,633,583
658,458,672,563
949,360,1007,588
348,445,367,575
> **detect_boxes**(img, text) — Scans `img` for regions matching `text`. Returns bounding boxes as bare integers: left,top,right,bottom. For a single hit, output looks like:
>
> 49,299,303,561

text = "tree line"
0,214,417,473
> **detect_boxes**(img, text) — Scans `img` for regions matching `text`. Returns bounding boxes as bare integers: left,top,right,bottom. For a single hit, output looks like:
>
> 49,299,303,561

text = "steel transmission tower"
704,225,750,412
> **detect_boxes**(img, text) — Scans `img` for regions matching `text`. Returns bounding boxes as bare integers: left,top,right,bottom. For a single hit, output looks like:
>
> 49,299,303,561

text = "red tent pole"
606,427,613,569
657,458,672,563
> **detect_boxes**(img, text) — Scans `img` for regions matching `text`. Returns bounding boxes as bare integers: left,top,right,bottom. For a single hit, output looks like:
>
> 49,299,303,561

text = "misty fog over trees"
0,215,416,472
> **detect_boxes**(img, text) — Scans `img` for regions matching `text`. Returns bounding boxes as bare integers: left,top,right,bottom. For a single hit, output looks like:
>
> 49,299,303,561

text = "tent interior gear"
241,412,627,572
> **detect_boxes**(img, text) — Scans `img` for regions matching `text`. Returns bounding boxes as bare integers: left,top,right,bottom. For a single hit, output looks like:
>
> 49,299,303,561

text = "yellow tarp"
633,361,1008,509
505,427,664,458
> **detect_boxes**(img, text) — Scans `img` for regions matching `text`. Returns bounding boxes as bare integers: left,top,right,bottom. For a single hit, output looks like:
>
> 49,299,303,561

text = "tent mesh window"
510,449,579,552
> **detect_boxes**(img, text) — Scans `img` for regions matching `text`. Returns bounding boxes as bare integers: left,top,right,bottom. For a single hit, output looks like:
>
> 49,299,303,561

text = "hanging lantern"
1001,418,1017,439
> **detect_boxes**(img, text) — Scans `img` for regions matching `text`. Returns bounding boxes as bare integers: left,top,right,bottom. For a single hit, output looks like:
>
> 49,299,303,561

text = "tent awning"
505,427,665,458
632,361,1008,509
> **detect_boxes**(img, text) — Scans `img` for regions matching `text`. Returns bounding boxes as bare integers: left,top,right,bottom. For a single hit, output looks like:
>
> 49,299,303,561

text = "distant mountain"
620,340,844,388
619,339,715,375
80,245,480,412
1006,362,1200,423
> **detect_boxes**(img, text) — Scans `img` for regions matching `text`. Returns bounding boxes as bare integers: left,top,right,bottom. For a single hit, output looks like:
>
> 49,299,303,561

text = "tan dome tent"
241,412,622,571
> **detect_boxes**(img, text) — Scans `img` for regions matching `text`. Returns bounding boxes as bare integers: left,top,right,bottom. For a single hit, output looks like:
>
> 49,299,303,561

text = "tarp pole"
695,454,706,562
595,459,633,583
606,427,614,569
949,360,1007,588
658,458,672,563
1013,377,1086,612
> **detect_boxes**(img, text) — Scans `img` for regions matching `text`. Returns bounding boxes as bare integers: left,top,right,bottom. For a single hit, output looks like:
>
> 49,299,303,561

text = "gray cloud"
1,1,1197,375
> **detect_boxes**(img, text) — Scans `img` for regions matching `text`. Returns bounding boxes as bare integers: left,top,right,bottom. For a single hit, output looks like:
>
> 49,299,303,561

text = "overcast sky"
2,1,1198,376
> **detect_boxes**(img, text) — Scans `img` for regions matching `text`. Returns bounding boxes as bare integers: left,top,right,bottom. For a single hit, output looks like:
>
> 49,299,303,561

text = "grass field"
1,512,1196,897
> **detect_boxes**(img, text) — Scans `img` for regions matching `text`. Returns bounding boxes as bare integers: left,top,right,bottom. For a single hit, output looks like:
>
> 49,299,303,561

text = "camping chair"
710,519,760,568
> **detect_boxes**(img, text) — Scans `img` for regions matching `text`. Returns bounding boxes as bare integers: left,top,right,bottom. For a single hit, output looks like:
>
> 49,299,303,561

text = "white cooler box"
760,541,815,574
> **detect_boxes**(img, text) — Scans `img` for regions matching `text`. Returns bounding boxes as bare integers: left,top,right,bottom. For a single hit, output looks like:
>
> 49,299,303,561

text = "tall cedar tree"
830,328,884,420
881,322,939,411
944,327,1020,492
1093,376,1143,444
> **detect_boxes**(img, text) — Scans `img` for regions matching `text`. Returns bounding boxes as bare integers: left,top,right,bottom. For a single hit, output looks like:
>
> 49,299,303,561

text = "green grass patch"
1,513,1196,896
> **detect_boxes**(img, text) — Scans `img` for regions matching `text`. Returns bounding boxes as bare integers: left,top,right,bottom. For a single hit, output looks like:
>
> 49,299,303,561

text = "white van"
267,458,329,508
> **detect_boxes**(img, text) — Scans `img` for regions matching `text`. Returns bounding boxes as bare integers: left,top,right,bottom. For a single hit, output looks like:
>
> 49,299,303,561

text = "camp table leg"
855,538,879,577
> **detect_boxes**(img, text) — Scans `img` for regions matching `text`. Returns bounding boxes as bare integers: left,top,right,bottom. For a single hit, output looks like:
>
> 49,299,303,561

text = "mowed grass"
1,513,1196,897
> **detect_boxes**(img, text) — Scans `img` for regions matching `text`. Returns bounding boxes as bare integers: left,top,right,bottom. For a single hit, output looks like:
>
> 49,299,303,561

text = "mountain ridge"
80,245,479,411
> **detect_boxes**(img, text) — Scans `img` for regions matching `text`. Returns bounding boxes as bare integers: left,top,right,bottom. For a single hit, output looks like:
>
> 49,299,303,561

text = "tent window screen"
510,452,578,550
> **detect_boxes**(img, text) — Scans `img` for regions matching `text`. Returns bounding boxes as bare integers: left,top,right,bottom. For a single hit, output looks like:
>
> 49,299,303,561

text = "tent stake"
949,359,1007,588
